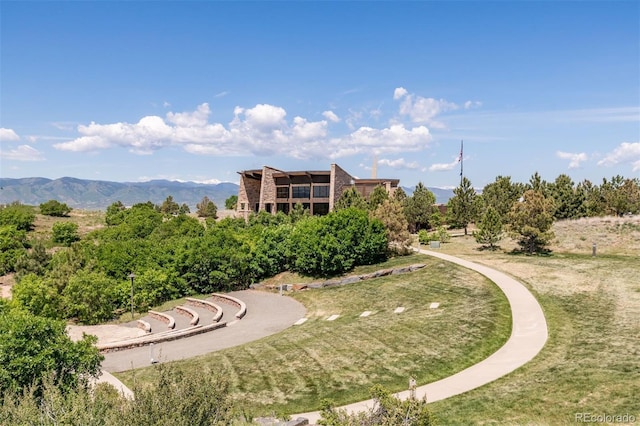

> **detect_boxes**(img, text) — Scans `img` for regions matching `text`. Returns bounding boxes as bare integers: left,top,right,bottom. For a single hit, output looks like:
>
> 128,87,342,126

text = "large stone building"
237,164,399,218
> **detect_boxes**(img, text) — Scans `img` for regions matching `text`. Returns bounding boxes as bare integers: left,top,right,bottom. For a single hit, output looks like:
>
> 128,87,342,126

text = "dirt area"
66,324,146,344
0,273,15,299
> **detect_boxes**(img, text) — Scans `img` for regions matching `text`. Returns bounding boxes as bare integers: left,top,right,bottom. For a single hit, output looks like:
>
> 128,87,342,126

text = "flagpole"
460,140,464,186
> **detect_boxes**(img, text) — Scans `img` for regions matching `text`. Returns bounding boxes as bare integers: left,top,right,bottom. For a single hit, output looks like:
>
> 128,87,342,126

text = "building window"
292,185,310,198
313,203,330,215
302,203,311,211
265,203,272,213
313,185,330,198
240,203,245,210
277,203,290,214
254,203,259,213
276,186,289,198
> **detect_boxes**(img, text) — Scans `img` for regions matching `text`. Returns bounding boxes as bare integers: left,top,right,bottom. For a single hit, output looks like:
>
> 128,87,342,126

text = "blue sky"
1,1,638,189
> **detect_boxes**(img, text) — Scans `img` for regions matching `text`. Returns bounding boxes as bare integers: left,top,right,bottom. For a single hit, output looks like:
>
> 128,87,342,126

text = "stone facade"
329,163,355,211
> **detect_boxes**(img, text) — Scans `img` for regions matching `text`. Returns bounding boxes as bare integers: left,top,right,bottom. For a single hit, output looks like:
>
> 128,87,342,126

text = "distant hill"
0,177,455,211
0,177,239,211
400,186,454,204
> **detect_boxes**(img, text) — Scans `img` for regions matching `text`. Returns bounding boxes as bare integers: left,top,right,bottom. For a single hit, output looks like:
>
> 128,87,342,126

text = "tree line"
5,201,388,324
447,173,640,253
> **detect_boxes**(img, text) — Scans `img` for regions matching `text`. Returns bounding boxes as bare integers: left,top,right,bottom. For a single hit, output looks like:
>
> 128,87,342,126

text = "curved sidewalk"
293,248,548,423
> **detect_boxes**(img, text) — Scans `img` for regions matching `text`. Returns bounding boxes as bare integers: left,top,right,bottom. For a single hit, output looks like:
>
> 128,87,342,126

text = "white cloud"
322,110,340,122
378,158,420,169
464,100,482,109
53,100,432,161
167,103,211,127
429,158,460,172
393,87,408,100
0,128,20,141
292,117,328,140
598,142,640,171
556,151,588,169
0,144,45,161
242,104,287,130
395,89,459,128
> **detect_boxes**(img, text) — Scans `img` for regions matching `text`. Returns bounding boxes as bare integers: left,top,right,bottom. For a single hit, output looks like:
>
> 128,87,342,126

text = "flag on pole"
459,140,463,178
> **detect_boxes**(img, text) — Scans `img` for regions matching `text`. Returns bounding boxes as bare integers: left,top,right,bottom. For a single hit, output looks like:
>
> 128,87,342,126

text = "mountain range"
0,177,454,211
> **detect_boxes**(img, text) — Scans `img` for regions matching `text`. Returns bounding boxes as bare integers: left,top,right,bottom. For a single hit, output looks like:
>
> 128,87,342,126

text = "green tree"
527,171,549,195
473,206,503,250
0,225,29,275
150,214,204,241
0,307,103,394
288,208,387,277
508,190,555,254
225,194,238,210
0,202,35,231
105,201,126,226
11,274,62,319
14,239,51,280
335,187,368,211
178,203,190,214
602,175,640,216
250,224,292,279
39,200,72,217
393,186,407,203
160,195,180,215
52,222,80,246
480,176,525,223
372,199,412,254
124,203,163,238
196,196,218,218
447,177,478,235
368,185,389,211
549,174,585,219
175,227,253,293
62,270,117,324
288,202,310,223
579,179,606,217
404,182,436,232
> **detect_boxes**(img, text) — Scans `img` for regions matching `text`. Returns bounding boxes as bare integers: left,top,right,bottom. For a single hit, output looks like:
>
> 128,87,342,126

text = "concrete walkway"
293,248,549,423
101,290,306,372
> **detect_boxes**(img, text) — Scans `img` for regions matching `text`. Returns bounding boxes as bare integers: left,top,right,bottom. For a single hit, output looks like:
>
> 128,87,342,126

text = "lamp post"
128,273,136,319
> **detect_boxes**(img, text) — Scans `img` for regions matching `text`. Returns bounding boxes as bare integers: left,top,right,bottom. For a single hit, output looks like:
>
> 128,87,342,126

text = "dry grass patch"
32,209,105,242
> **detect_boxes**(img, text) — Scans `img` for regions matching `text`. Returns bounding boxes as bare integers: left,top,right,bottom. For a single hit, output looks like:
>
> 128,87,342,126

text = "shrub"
52,222,79,246
39,200,72,217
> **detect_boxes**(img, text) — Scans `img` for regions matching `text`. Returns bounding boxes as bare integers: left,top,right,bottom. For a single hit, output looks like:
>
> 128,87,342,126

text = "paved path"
100,289,306,373
293,248,549,423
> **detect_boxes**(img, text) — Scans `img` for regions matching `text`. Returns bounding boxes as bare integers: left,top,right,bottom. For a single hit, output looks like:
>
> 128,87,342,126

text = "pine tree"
368,185,389,211
196,196,217,218
372,199,412,254
473,207,503,250
508,190,555,254
447,177,478,235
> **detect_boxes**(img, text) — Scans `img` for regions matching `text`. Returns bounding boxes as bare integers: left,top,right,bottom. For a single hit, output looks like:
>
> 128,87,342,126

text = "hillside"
0,177,455,210
0,177,239,210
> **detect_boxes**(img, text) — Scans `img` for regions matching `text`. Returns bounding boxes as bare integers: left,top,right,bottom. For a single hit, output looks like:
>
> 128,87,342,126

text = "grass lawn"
429,216,640,424
117,215,639,424
117,254,512,417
